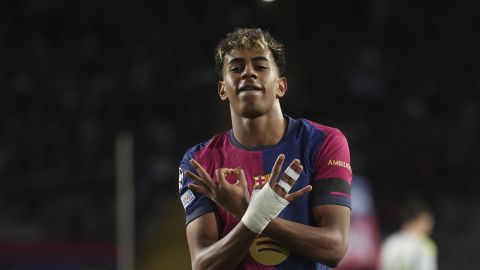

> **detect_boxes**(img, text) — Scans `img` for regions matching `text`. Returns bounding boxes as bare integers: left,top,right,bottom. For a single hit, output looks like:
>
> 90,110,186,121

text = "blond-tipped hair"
214,28,286,78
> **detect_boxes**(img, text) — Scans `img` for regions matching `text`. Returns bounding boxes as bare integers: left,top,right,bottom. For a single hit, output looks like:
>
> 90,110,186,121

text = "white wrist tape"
241,183,289,234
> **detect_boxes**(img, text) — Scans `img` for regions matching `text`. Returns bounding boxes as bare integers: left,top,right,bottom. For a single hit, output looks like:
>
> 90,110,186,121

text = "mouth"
237,85,264,94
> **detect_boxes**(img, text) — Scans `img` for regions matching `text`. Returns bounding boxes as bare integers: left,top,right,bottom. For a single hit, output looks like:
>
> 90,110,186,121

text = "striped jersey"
179,116,352,270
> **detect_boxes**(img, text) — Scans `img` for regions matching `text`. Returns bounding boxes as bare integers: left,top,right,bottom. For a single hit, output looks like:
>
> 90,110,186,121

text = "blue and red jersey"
178,116,352,270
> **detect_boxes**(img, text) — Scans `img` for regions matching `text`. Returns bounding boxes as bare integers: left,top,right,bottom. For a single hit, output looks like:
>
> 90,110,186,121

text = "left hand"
185,160,249,220
268,154,312,201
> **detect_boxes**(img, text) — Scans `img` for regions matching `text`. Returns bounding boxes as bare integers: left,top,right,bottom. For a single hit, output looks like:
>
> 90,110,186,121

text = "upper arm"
311,204,351,251
179,149,219,264
308,129,353,264
311,204,351,235
186,212,220,265
179,149,215,225
310,129,352,208
309,129,352,252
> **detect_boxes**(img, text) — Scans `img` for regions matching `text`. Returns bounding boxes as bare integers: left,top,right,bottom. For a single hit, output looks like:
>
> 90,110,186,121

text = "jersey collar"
228,115,297,151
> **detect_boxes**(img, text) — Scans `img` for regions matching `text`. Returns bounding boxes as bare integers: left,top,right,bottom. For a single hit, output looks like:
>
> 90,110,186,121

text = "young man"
178,28,352,270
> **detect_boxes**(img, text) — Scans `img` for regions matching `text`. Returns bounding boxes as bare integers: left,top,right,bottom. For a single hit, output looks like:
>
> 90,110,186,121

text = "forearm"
192,183,288,270
192,223,257,270
187,156,307,269
264,218,348,267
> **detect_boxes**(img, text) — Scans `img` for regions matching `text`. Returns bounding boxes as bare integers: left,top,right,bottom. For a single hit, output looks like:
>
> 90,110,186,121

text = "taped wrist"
241,183,289,234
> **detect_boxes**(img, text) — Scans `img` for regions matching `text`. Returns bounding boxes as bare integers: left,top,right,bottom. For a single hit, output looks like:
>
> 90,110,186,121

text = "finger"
185,170,216,193
185,170,215,194
277,161,303,192
215,168,229,187
273,183,287,197
185,170,211,187
279,163,303,186
232,168,247,188
188,183,212,197
280,174,295,186
269,154,285,188
285,185,312,202
288,159,302,176
190,159,215,186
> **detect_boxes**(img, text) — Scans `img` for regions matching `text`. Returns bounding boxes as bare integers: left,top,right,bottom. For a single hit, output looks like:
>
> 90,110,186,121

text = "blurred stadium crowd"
1,0,479,269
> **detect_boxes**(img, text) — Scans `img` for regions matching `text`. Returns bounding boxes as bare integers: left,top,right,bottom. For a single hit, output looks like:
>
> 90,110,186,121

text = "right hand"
185,160,250,220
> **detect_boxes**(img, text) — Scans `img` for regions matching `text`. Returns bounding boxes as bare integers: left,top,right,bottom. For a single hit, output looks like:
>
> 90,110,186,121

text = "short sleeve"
178,149,215,225
310,129,352,208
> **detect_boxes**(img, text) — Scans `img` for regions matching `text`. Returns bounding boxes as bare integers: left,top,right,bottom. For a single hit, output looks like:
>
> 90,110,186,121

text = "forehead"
224,48,274,63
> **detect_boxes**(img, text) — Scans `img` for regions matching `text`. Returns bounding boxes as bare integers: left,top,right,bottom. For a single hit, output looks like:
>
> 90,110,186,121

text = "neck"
230,101,286,148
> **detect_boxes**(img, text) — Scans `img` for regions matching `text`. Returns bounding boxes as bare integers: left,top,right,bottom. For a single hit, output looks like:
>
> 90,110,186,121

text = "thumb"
233,168,248,188
215,168,229,187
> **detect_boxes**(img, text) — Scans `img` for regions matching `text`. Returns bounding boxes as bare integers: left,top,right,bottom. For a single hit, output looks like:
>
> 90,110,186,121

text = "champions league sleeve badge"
179,166,195,209
181,189,195,209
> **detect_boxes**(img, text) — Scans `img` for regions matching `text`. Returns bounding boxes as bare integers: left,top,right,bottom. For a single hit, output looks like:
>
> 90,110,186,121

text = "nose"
241,63,257,79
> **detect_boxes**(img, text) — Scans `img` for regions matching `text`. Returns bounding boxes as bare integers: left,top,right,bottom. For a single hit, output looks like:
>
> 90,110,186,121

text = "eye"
255,65,268,70
229,66,242,72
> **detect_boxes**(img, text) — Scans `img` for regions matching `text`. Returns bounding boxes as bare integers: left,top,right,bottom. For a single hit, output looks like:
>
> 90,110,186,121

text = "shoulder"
180,131,230,162
383,232,422,251
301,118,345,137
294,118,348,147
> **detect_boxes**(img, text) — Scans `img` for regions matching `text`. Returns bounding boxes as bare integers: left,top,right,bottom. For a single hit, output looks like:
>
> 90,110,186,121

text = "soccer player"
379,199,437,270
178,28,352,270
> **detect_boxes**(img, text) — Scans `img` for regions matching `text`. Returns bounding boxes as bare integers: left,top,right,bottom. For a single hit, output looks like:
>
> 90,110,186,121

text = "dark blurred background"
1,0,479,269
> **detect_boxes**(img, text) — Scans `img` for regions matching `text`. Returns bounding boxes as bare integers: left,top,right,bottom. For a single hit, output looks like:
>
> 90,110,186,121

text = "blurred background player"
379,199,437,270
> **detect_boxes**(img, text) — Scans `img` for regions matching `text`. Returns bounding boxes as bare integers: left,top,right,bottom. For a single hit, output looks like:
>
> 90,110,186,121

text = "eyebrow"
227,56,270,65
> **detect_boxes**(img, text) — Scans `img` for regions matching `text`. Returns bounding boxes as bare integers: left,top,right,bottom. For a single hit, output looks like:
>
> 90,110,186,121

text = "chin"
234,102,270,119
240,109,264,119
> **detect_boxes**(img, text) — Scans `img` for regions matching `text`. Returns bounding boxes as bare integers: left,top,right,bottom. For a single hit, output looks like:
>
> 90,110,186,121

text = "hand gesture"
240,154,312,234
265,154,312,202
185,160,249,220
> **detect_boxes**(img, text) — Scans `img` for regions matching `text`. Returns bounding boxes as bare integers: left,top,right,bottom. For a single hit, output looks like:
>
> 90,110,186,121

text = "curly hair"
214,28,286,78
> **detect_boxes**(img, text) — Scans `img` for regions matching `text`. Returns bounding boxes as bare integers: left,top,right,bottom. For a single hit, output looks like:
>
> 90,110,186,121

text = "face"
218,47,287,119
418,212,435,236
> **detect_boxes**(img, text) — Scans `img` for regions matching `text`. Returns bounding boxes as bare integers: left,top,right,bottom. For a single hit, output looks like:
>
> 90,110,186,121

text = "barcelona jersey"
178,116,352,270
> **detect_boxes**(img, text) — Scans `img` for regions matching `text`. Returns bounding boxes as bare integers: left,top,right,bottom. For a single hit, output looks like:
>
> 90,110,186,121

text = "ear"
276,77,288,98
218,81,228,101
